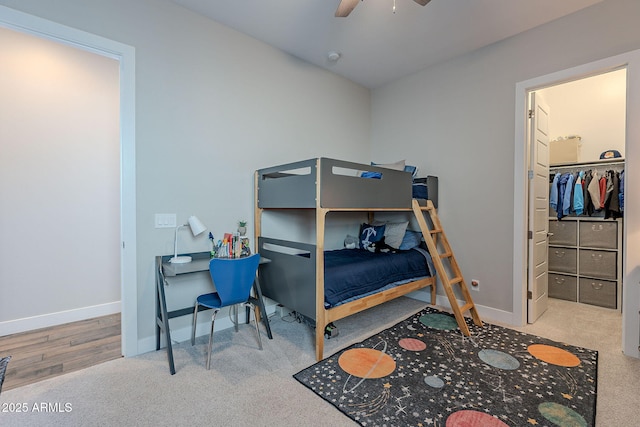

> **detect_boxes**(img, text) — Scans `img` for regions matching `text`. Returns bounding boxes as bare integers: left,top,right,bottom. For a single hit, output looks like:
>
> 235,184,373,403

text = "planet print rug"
293,307,597,426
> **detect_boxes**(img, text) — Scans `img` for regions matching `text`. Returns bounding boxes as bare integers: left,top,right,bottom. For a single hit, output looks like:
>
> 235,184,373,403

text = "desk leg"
156,260,176,375
251,276,273,339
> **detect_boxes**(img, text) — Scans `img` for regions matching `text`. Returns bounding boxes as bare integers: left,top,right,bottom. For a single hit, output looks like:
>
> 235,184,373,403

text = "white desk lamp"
170,215,207,264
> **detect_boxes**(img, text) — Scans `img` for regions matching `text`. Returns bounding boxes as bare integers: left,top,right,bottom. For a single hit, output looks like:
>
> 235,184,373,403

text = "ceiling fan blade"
335,0,361,17
413,0,432,5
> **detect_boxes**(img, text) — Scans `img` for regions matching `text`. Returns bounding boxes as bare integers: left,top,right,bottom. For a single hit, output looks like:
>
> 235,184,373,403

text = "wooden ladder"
411,199,483,335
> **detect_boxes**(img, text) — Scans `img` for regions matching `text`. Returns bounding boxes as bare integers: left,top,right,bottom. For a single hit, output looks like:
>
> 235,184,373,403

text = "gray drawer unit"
579,249,617,280
579,278,617,309
548,175,622,310
548,273,578,301
579,221,617,249
548,247,577,274
549,220,577,246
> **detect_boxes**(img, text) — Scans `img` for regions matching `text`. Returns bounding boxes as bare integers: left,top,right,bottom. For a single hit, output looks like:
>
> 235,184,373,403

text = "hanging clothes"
573,171,585,216
549,164,625,218
605,170,621,219
599,175,608,210
554,172,574,219
583,170,594,216
587,170,601,212
619,170,625,212
550,172,560,212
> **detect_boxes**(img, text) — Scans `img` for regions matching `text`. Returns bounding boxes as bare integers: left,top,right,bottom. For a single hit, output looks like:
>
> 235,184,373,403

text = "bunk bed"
255,157,481,361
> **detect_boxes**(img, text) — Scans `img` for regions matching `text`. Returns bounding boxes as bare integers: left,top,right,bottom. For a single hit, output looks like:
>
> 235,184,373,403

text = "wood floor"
0,313,121,391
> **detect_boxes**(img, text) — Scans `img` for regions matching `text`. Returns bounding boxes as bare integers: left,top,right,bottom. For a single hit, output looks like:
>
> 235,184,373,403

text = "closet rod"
550,158,625,170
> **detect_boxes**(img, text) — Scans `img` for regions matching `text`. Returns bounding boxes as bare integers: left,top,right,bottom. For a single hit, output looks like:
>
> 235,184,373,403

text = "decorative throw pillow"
399,230,423,250
404,164,418,178
359,223,386,250
383,221,409,249
372,160,406,171
0,355,11,395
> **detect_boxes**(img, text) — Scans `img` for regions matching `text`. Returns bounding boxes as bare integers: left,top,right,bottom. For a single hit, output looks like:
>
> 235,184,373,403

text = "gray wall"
3,0,640,356
370,0,640,317
0,0,371,351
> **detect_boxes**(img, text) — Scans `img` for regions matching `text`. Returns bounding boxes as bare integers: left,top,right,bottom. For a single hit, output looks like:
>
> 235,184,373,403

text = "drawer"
579,221,617,249
548,247,577,274
579,278,617,308
548,273,577,301
579,249,617,280
549,220,577,246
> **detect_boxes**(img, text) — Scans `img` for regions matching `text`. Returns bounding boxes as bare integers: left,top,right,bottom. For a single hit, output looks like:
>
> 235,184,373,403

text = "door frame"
0,6,139,357
513,50,640,358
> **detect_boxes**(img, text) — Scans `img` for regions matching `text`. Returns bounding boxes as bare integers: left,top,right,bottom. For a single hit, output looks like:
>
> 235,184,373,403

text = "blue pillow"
359,223,386,250
360,171,382,179
399,230,423,250
404,164,418,178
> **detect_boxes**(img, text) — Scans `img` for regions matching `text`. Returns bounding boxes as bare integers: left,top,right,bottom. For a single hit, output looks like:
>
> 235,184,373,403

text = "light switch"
155,213,176,228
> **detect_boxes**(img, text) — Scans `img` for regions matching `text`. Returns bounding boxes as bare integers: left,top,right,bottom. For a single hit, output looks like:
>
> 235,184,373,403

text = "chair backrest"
209,254,261,306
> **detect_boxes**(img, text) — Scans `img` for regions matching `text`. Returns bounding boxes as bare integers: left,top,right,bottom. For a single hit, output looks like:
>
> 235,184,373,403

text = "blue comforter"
324,248,433,307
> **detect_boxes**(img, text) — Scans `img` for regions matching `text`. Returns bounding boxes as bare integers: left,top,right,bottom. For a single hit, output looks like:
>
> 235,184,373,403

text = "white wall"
370,0,640,322
538,68,626,162
0,0,372,351
0,26,120,331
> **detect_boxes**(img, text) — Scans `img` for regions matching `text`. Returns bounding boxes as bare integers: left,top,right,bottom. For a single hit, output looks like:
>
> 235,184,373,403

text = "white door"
527,92,550,323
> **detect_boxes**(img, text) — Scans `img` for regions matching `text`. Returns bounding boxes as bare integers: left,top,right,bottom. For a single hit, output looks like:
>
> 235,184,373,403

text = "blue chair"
191,254,262,369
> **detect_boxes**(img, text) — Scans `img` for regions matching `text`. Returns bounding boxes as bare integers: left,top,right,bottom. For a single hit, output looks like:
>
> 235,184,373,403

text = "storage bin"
579,278,617,308
579,249,616,280
548,247,577,274
579,221,617,249
549,220,577,246
548,273,577,301
550,137,580,164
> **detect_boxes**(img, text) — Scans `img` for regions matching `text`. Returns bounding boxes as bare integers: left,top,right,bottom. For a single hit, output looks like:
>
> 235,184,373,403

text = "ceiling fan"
335,0,431,17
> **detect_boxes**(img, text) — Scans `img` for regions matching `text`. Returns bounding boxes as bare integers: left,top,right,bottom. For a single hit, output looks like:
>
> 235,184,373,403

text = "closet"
548,159,624,309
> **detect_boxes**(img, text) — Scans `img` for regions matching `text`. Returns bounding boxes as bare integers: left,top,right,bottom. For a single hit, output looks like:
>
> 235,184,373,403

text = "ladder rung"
439,251,452,259
430,229,443,234
459,302,474,313
449,276,463,285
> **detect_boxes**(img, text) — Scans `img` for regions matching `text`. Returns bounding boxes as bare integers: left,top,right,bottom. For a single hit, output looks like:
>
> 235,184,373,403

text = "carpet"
294,307,597,427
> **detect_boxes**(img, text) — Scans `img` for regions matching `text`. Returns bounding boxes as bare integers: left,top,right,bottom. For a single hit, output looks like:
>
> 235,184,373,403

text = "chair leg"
233,304,239,332
206,309,220,370
248,303,263,350
191,302,199,346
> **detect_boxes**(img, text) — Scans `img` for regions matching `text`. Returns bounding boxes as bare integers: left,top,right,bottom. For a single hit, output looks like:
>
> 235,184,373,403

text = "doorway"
513,49,640,359
0,6,138,356
526,69,626,335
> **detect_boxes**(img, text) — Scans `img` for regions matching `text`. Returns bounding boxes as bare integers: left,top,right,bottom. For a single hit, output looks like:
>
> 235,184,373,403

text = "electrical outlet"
470,279,480,292
277,304,293,318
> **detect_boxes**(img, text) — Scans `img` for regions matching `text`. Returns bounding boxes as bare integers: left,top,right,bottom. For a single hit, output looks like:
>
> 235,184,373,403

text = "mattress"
324,247,433,307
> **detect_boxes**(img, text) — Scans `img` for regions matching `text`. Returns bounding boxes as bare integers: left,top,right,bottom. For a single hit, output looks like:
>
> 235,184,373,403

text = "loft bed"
254,157,473,361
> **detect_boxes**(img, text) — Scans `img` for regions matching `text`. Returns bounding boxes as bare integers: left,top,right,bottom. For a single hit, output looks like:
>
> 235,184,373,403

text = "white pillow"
372,160,406,171
383,221,410,249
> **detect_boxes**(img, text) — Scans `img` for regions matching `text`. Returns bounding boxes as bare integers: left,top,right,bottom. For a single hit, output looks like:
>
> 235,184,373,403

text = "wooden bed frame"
254,158,448,361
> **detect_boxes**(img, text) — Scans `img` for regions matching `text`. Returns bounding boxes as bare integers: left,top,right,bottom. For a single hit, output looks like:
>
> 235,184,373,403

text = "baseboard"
408,292,515,326
0,301,121,336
